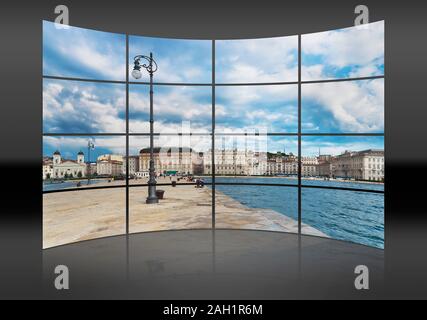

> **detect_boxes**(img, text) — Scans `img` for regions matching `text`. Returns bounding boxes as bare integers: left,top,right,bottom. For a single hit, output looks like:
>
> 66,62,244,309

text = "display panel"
215,185,300,233
43,20,384,249
129,36,212,83
129,135,212,233
212,135,298,184
301,188,384,248
43,136,126,248
129,85,212,134
302,79,384,133
301,136,385,183
301,21,384,81
43,79,126,133
215,85,298,133
43,21,126,80
216,36,298,83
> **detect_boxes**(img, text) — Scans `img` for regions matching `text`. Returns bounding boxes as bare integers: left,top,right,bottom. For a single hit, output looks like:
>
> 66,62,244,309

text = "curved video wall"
42,20,384,249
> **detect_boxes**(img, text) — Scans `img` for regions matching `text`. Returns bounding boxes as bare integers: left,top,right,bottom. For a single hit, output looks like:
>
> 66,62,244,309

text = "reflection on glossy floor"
42,230,384,299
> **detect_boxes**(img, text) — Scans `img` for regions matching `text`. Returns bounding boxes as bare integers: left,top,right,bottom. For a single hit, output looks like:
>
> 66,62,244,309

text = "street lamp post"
131,53,159,204
87,140,94,185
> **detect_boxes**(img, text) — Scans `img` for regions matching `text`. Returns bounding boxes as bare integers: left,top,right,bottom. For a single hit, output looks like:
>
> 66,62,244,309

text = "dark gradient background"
0,0,426,299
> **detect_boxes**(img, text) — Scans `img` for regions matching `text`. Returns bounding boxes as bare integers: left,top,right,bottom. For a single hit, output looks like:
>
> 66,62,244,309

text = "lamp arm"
133,55,158,74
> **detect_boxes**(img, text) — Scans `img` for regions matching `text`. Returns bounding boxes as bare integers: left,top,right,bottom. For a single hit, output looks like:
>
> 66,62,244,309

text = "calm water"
43,179,105,191
209,177,384,249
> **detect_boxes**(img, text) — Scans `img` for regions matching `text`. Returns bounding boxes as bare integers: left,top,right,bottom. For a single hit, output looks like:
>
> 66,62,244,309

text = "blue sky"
43,135,383,158
301,21,384,80
302,78,384,133
301,136,384,157
129,36,211,83
43,79,126,133
43,21,384,156
216,85,298,133
129,85,212,133
43,136,126,160
43,20,383,84
216,36,298,83
43,21,126,80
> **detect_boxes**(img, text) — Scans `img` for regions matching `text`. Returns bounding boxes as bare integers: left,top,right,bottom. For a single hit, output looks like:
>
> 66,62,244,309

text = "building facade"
332,149,384,181
42,157,54,180
96,160,123,177
122,156,140,176
203,149,268,176
301,156,318,177
44,148,384,182
139,147,200,175
43,151,87,180
96,154,124,177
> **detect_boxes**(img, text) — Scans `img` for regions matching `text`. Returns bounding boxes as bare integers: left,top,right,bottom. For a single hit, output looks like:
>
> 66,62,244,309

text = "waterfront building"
44,147,384,182
247,151,268,176
301,156,319,177
42,157,53,180
96,159,123,177
97,154,123,162
139,147,200,175
265,153,318,177
215,149,248,175
45,150,87,179
96,154,124,177
88,162,97,176
283,160,298,175
283,153,298,176
317,160,333,177
204,149,268,176
332,149,384,181
122,155,140,176
267,157,283,176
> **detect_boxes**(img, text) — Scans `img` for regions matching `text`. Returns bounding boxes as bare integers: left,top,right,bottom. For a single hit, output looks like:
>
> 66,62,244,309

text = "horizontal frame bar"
43,132,385,137
43,181,384,194
43,133,127,136
301,75,384,84
43,75,126,84
43,74,384,87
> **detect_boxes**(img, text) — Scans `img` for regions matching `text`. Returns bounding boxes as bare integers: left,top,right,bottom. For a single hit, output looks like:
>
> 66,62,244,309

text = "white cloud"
44,22,125,80
301,65,324,81
213,84,298,133
129,38,211,83
43,80,126,133
302,21,384,79
303,79,384,132
129,86,212,132
217,84,297,106
60,40,124,80
216,36,298,83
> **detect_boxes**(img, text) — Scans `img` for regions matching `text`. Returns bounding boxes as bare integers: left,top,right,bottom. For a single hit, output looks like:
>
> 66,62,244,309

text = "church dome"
53,150,61,155
78,151,84,155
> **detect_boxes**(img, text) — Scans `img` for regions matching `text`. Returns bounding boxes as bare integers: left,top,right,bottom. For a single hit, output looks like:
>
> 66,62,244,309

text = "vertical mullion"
212,39,216,230
126,34,129,235
298,34,302,235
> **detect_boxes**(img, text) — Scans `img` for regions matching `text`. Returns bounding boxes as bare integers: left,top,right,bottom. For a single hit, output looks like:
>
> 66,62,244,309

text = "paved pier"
43,178,327,248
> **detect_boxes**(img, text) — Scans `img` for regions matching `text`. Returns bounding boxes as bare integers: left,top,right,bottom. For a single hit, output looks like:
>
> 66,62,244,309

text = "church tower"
77,151,85,164
53,150,61,165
